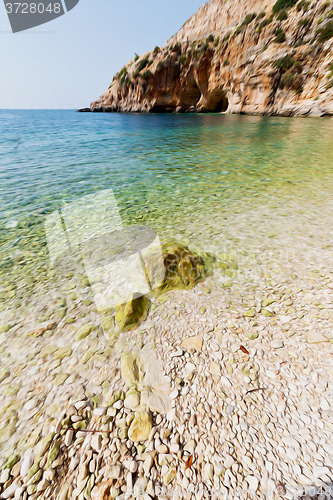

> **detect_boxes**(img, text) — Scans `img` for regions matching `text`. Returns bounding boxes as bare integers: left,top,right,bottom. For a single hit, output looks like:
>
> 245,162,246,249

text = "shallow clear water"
1,110,333,303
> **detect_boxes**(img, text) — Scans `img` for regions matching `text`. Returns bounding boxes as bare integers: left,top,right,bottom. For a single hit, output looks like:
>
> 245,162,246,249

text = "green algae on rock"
0,324,12,334
76,323,96,340
114,243,209,332
115,294,151,333
121,353,141,387
147,242,207,293
128,410,152,442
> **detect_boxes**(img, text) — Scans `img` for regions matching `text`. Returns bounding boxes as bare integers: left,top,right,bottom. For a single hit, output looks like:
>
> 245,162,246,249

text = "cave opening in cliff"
215,97,229,112
209,89,229,113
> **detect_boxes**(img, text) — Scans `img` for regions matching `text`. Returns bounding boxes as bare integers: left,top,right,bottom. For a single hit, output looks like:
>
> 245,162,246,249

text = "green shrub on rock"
259,18,269,30
133,58,149,78
274,27,286,42
277,10,288,20
316,20,333,42
293,38,304,47
274,55,295,70
298,17,310,25
199,42,209,56
297,0,310,11
274,55,303,93
242,13,257,25
141,70,151,80
259,14,274,31
273,0,298,13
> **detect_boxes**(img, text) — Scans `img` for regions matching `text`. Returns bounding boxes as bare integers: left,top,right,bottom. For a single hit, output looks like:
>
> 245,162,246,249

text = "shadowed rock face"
91,0,333,117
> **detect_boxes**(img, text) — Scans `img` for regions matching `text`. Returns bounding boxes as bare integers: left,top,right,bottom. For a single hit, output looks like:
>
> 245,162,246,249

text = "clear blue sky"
0,0,204,109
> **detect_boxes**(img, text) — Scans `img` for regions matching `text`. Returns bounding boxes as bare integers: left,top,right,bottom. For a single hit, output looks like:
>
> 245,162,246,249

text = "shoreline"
79,107,333,117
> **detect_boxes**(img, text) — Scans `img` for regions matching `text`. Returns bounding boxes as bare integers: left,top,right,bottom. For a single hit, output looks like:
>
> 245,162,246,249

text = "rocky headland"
90,0,333,116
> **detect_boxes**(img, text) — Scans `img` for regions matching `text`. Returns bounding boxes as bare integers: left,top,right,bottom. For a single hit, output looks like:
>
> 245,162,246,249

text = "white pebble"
246,475,259,492
20,450,34,478
170,389,179,400
65,429,74,447
320,399,330,411
224,454,234,469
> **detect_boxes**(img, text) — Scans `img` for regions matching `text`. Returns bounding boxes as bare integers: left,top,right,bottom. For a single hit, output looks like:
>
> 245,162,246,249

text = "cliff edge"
91,0,333,116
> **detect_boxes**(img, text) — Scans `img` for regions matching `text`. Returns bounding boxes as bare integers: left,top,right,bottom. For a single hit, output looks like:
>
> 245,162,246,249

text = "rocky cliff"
90,0,333,116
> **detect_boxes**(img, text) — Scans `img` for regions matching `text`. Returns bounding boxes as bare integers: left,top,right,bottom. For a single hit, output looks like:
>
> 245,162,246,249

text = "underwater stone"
4,453,20,469
124,389,141,411
46,440,60,469
55,346,72,359
121,353,140,387
76,323,96,340
246,331,259,340
115,293,151,332
0,324,12,334
128,410,152,442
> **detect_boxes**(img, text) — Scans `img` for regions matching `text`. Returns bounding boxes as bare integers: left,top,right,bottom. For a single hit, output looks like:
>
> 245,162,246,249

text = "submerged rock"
0,324,12,334
147,242,207,292
124,389,141,410
112,243,208,332
76,323,96,340
115,293,151,332
121,353,141,387
128,410,152,442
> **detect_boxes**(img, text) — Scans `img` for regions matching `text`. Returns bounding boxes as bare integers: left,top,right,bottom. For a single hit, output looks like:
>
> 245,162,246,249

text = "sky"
0,0,204,109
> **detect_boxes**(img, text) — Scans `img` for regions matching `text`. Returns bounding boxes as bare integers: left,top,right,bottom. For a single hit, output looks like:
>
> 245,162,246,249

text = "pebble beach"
1,111,333,499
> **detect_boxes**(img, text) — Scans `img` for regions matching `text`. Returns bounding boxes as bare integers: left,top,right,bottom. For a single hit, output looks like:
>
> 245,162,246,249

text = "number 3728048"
5,3,61,14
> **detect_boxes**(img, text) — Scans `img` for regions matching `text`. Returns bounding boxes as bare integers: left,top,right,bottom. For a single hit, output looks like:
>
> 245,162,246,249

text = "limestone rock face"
91,0,333,117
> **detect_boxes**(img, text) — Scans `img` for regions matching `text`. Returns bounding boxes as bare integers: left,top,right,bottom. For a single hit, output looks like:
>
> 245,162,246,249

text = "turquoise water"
1,109,333,303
